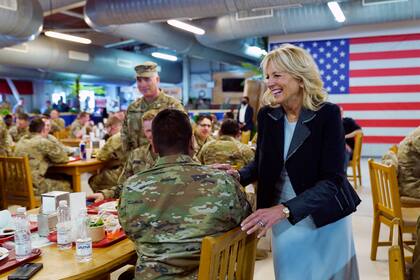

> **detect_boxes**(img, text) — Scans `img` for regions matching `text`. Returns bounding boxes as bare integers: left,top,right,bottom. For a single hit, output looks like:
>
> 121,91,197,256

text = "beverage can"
80,142,86,160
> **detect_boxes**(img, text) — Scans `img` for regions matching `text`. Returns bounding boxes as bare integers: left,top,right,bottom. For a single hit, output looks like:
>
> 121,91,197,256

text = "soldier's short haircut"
29,117,45,133
220,119,240,137
17,113,29,121
152,109,192,156
78,112,89,119
197,114,212,124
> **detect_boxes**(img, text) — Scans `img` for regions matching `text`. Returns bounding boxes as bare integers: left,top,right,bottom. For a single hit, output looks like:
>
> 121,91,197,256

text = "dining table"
47,159,105,192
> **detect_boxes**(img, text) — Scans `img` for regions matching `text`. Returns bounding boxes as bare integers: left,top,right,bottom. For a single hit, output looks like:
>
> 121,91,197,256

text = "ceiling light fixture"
245,46,267,58
167,20,205,35
327,1,346,23
44,31,92,44
151,52,178,62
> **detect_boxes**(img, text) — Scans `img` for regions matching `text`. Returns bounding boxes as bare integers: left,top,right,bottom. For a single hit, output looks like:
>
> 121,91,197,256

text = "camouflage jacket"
100,143,157,199
14,133,69,194
0,124,13,156
121,90,185,152
193,131,214,156
50,117,66,133
9,126,29,142
118,154,250,280
398,126,420,198
198,135,255,169
413,216,420,280
69,119,91,138
46,134,74,155
89,133,124,192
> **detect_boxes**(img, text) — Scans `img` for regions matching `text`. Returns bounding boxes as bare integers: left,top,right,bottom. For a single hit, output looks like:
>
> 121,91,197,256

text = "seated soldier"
9,113,30,142
88,116,125,192
87,110,159,202
14,117,71,195
413,216,420,280
41,116,75,156
198,119,254,169
49,109,66,133
118,109,251,280
0,120,13,156
193,114,214,156
69,112,92,139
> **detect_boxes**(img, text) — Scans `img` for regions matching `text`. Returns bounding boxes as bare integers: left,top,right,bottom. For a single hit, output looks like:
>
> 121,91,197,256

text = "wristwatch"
282,207,290,219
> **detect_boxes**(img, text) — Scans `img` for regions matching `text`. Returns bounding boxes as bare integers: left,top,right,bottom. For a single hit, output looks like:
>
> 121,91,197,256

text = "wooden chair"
0,156,40,209
368,159,420,261
53,128,69,140
348,131,363,188
241,131,251,144
198,227,257,280
389,144,398,154
388,218,413,280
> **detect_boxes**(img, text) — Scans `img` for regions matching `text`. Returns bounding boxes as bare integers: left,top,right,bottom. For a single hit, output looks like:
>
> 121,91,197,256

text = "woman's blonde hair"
260,43,327,111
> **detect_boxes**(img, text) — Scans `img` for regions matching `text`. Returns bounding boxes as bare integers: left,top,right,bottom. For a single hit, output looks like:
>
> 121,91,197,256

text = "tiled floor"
253,157,389,280
96,158,391,280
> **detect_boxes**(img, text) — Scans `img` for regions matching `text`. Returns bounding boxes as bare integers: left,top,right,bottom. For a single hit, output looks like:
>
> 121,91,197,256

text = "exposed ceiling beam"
60,10,84,19
43,1,85,16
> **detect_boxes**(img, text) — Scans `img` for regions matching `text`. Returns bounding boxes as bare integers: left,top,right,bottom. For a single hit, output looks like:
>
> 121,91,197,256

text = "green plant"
241,62,263,80
89,217,104,227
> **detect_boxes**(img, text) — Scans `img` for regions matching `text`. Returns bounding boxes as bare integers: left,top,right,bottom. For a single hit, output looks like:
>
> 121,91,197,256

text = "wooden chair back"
388,218,406,280
198,227,257,280
351,131,363,164
0,156,39,209
389,145,398,154
369,159,402,222
53,128,69,140
241,131,251,144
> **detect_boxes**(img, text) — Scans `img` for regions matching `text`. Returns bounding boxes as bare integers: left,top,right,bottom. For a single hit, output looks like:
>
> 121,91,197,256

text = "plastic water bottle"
57,200,72,250
14,207,32,261
75,209,92,262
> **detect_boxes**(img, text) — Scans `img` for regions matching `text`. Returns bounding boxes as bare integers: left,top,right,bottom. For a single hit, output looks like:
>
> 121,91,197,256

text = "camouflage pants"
88,168,122,193
34,177,72,196
413,216,420,280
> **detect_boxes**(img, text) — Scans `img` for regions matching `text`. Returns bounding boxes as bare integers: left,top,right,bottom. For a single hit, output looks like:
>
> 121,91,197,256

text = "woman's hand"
210,163,240,181
241,204,288,238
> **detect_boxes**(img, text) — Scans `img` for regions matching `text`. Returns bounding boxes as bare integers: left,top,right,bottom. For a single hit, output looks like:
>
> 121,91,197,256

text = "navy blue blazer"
239,102,360,228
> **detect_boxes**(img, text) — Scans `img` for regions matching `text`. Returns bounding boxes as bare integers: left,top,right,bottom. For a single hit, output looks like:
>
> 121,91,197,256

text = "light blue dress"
271,118,359,280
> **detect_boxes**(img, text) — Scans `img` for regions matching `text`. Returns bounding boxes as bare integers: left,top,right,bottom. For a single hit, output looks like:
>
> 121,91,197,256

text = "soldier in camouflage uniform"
397,126,420,198
87,111,159,202
9,113,30,142
118,109,250,280
198,119,254,169
121,61,185,153
0,121,13,156
41,116,74,155
88,116,125,192
14,117,71,196
49,109,66,133
0,94,12,113
413,216,420,280
69,112,92,138
193,114,214,156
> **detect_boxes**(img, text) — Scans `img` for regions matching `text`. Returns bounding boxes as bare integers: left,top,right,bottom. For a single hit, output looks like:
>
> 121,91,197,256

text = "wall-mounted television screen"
222,78,245,92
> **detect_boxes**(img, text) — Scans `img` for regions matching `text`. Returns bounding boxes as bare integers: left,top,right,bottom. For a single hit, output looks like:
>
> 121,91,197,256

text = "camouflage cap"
135,61,158,78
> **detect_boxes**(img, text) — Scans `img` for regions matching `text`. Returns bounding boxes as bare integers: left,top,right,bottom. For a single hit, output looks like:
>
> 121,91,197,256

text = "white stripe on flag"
362,127,415,136
327,93,420,103
349,58,420,70
363,144,395,157
350,40,420,53
350,75,420,86
345,110,420,119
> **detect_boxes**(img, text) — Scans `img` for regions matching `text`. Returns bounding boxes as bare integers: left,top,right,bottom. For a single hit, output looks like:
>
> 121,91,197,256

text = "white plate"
0,228,15,237
98,201,118,213
0,247,9,261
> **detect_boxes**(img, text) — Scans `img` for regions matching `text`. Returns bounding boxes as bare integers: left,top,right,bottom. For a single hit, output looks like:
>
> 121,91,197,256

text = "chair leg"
352,163,358,188
370,215,381,260
357,162,362,187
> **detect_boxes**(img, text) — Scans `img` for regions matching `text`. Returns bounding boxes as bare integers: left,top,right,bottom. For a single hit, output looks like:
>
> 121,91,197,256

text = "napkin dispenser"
37,212,58,237
41,191,70,214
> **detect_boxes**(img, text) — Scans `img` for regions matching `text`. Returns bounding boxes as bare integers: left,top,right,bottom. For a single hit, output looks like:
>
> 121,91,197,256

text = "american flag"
270,33,420,156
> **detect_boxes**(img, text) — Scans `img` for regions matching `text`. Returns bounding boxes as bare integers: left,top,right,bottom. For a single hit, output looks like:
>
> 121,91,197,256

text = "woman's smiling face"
265,61,302,105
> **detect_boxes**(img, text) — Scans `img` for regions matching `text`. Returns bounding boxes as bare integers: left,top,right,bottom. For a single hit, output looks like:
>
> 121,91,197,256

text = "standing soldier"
14,117,71,195
9,113,30,142
121,61,184,152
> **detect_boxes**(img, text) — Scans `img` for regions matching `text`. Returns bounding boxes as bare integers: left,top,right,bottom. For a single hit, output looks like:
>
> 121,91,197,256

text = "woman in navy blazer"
238,44,360,279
